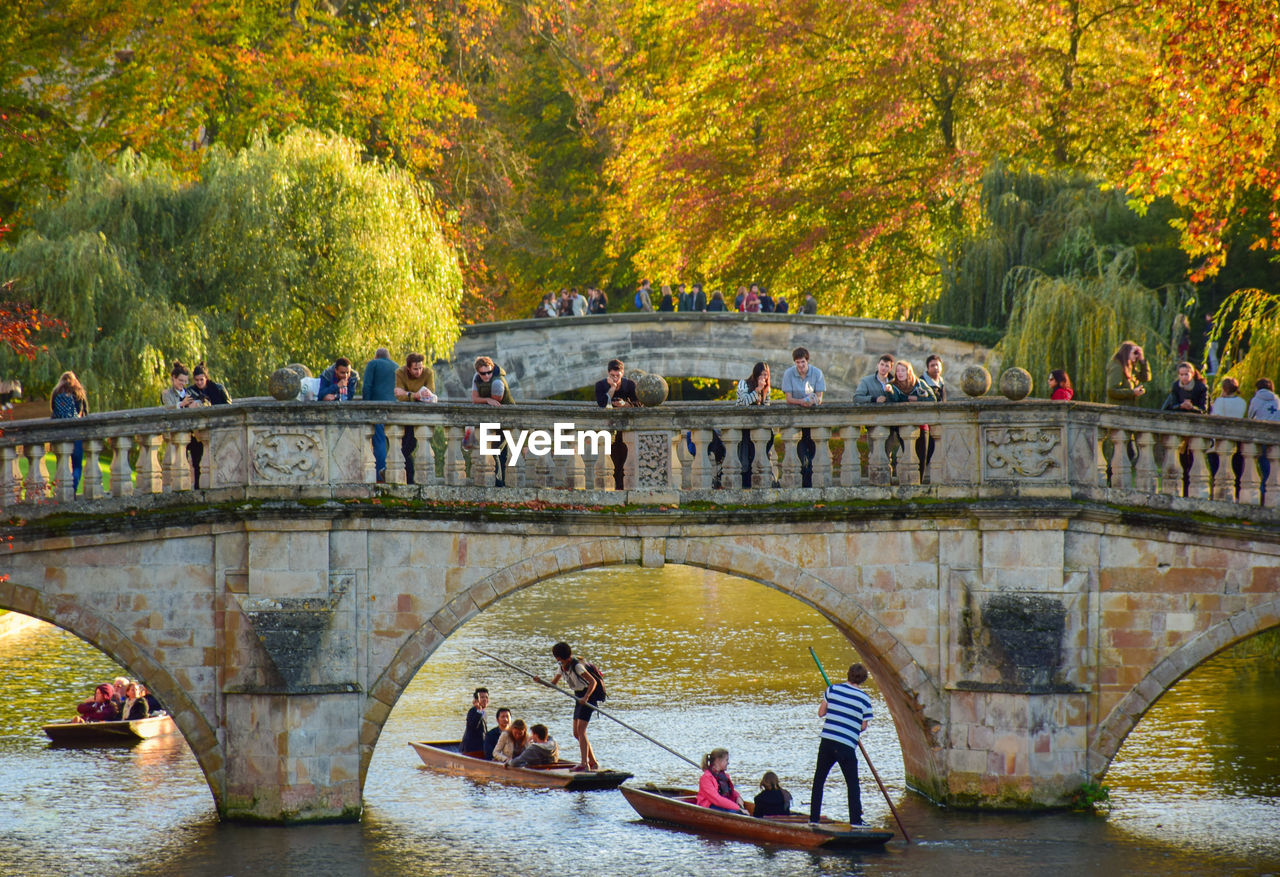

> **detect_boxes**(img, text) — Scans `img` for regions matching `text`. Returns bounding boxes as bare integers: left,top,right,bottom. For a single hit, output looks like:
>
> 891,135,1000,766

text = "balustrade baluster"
413,425,437,486
110,436,135,497
23,443,48,500
898,425,921,487
471,436,493,487
750,431,771,490
166,432,194,491
1134,431,1158,493
779,427,800,488
918,423,936,486
621,432,638,490
1263,445,1279,508
0,446,19,505
195,429,211,490
592,443,612,490
675,432,693,490
563,449,588,490
1185,437,1211,499
385,425,406,484
689,429,712,490
868,426,891,485
443,426,467,486
1108,429,1133,490
51,441,76,501
531,448,551,488
1211,440,1237,502
1159,434,1183,496
159,434,178,491
579,448,599,490
665,431,684,490
1096,430,1111,489
836,426,858,487
720,430,742,489
812,426,833,488
81,439,105,500
1237,442,1260,506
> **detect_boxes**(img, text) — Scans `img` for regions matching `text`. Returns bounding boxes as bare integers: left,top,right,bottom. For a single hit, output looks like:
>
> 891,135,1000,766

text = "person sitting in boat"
753,771,794,817
484,707,511,760
492,718,529,763
460,687,489,758
119,681,150,721
138,682,164,714
697,748,748,815
74,684,121,723
507,724,558,768
111,676,130,709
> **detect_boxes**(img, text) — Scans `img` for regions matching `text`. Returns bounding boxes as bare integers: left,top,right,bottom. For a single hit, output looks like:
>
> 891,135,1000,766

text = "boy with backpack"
548,641,606,771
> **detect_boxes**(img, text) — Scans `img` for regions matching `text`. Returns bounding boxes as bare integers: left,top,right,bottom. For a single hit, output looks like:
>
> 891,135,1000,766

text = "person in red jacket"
1049,369,1075,401
75,683,121,723
697,748,748,814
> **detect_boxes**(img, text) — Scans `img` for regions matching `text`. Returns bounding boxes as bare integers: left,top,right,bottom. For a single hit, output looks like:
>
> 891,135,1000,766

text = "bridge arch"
362,536,948,799
1089,597,1280,777
0,579,223,808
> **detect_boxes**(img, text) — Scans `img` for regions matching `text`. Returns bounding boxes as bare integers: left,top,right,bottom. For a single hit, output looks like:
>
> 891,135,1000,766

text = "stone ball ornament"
634,372,670,407
268,367,303,401
960,365,992,397
286,362,313,380
999,367,1034,401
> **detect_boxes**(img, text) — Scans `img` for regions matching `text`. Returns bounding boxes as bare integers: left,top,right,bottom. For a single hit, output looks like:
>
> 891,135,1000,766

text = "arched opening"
1102,627,1280,860
0,612,216,871
364,565,910,848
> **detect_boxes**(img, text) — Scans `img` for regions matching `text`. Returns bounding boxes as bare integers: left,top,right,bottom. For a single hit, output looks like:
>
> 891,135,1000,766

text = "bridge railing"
0,399,1276,519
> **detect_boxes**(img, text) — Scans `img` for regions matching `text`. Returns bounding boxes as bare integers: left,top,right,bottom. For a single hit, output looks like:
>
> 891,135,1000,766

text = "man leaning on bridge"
363,348,398,482
781,346,825,488
395,352,438,484
596,358,638,490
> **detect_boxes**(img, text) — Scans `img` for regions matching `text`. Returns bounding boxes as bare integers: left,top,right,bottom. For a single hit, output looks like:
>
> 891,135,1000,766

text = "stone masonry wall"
1,507,1277,820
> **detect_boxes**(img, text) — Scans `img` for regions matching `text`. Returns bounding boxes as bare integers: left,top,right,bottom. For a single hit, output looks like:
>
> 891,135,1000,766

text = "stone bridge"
0,398,1277,822
436,313,996,398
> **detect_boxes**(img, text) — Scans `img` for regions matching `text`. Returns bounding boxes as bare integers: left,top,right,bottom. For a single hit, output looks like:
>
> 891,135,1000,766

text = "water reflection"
0,565,1276,876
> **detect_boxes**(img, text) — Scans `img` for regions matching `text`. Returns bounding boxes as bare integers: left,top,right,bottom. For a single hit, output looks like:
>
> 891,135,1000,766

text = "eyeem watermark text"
477,422,610,463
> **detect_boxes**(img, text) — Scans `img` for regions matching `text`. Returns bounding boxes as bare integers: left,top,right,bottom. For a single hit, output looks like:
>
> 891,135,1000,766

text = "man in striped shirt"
810,663,873,825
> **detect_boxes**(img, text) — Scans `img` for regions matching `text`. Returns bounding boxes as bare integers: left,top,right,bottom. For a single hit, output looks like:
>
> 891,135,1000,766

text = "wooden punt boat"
409,740,633,791
620,784,894,849
43,713,179,744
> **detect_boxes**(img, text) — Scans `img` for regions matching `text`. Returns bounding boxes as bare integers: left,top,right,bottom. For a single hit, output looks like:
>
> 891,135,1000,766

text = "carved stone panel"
249,428,325,484
983,425,1065,481
635,431,673,488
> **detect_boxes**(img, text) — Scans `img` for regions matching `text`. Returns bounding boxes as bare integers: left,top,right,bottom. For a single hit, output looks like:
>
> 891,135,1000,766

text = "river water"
1,565,1277,876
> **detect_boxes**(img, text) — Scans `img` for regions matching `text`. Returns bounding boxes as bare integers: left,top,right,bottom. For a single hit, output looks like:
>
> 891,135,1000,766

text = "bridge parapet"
1,399,1276,521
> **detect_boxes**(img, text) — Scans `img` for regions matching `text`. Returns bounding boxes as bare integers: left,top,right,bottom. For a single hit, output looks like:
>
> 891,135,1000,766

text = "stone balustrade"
1,399,1277,518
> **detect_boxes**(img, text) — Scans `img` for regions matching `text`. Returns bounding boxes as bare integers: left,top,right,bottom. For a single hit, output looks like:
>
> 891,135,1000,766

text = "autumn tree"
0,130,464,410
596,0,1150,317
0,0,469,219
1125,0,1280,280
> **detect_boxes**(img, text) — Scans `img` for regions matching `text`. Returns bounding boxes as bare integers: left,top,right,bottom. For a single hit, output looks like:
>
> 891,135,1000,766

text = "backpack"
634,290,644,309
576,659,607,700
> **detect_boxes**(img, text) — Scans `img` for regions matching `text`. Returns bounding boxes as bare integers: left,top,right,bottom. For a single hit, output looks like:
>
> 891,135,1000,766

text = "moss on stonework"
3,493,1276,545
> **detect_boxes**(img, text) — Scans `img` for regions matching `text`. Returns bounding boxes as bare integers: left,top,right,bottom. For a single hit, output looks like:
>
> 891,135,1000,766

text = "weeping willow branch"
997,246,1189,403
1209,289,1280,397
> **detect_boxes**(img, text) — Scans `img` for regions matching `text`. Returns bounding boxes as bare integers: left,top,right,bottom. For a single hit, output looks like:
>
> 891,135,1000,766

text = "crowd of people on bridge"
532,282,820,317
72,676,164,723
40,322,1280,498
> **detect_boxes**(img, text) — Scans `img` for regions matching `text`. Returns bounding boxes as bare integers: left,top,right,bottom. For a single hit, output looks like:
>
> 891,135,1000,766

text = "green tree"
0,129,464,410
191,129,464,384
933,162,1191,329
